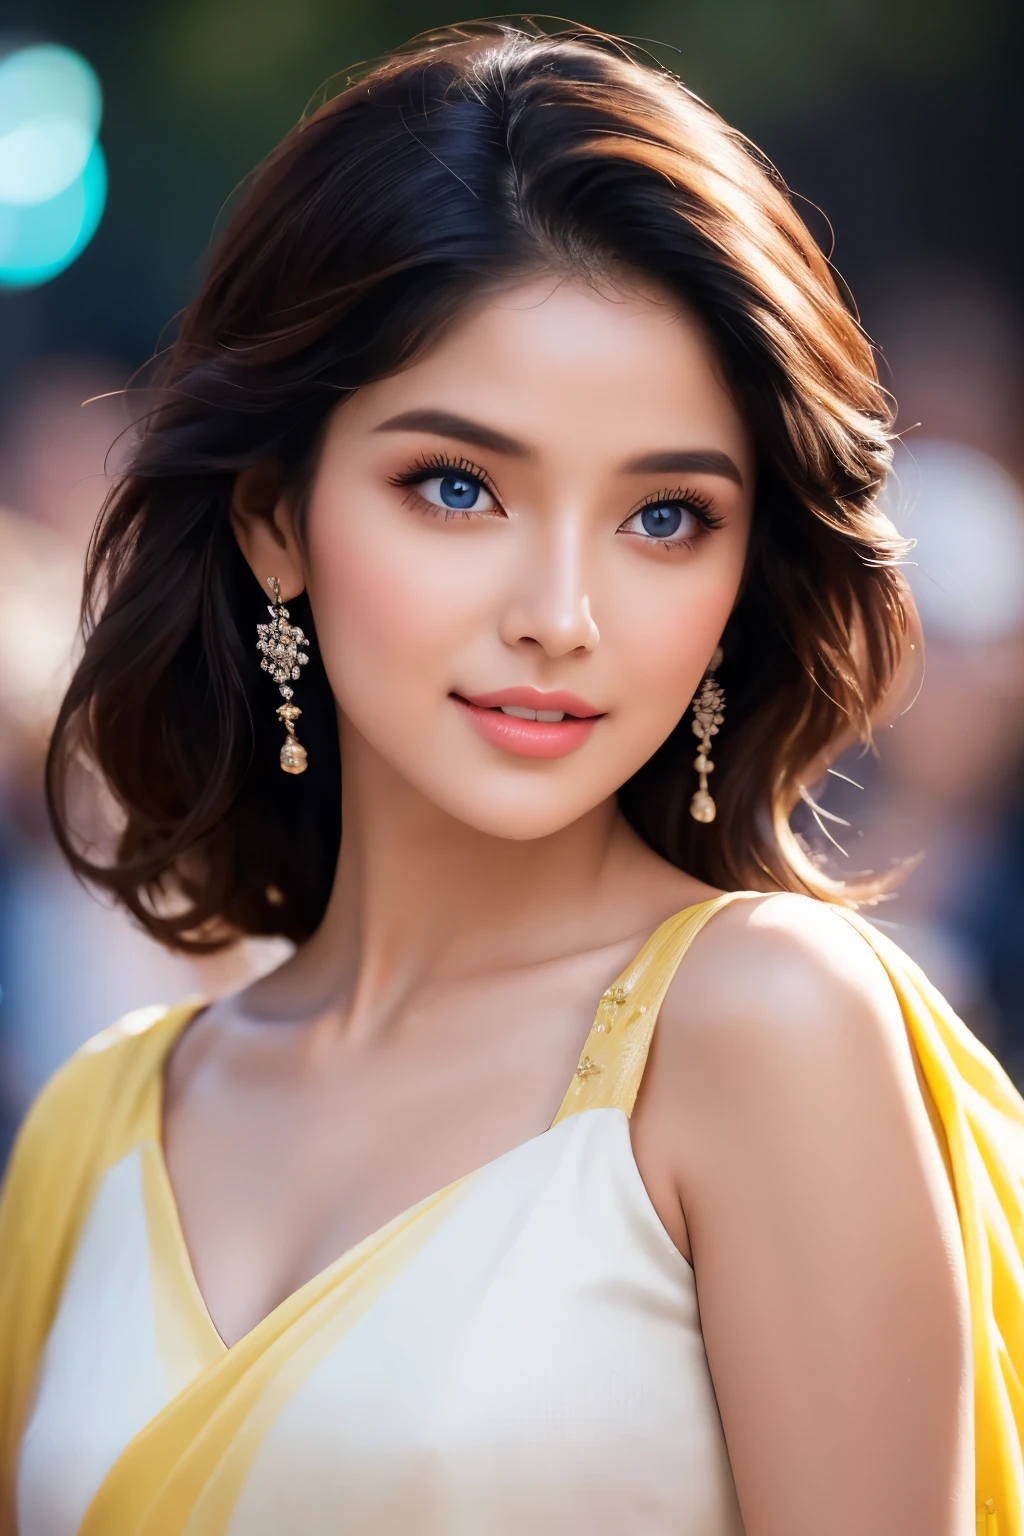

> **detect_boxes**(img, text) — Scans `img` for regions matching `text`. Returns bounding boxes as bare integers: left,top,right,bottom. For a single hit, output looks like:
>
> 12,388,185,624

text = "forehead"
344,274,754,474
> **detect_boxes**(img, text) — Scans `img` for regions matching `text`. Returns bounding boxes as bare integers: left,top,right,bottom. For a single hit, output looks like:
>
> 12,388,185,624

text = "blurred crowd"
824,272,1024,1078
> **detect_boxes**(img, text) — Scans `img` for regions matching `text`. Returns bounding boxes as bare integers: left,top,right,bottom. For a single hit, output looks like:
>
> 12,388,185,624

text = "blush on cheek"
623,586,732,716
343,544,432,643
307,516,485,693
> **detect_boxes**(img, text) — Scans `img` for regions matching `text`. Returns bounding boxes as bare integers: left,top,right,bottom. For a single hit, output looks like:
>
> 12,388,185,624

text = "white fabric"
17,1151,169,1536
18,1109,744,1535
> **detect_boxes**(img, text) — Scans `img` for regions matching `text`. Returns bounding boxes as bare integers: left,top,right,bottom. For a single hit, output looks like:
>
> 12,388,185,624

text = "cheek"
608,548,745,730
304,499,486,704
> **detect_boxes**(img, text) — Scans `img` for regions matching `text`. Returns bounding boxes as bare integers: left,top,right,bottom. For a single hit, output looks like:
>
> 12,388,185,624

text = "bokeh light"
0,43,106,289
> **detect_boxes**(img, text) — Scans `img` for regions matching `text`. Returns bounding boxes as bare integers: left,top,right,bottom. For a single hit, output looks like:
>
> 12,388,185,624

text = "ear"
229,462,306,601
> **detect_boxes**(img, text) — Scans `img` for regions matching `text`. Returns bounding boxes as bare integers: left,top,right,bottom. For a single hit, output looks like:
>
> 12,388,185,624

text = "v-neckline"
148,1014,599,1356
148,1063,569,1357
147,897,715,1354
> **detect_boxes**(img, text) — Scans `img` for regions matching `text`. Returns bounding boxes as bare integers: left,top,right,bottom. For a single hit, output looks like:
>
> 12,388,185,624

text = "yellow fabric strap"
553,891,747,1124
0,1001,200,1536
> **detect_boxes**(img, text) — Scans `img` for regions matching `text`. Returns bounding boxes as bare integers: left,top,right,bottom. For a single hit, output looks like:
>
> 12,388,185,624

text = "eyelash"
387,457,726,546
625,487,726,549
387,452,501,518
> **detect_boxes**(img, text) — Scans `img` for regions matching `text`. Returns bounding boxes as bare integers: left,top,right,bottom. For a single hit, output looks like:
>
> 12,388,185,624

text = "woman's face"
301,274,755,839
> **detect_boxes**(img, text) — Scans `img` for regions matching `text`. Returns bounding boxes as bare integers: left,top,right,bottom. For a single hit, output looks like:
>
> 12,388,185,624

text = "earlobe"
229,463,306,601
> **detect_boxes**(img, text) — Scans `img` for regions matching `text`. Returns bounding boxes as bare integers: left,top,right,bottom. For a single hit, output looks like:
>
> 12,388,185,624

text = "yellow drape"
834,910,1024,1536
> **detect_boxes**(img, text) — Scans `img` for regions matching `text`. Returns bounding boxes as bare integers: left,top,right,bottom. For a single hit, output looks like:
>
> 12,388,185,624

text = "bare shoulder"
660,891,910,1070
162,972,316,1123
162,995,243,1119
644,893,933,1168
637,912,972,1533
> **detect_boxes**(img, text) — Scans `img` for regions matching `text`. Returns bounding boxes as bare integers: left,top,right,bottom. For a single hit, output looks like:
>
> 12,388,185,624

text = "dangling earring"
690,645,724,824
257,577,310,775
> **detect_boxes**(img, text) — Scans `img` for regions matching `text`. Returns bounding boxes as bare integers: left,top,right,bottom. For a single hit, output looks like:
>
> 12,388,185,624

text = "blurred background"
1,1,1023,1161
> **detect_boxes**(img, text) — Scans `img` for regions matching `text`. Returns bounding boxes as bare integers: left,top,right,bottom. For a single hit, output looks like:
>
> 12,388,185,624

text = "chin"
429,780,604,842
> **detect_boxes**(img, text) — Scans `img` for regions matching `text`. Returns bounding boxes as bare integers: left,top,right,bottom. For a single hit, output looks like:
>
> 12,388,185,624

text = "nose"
498,514,600,657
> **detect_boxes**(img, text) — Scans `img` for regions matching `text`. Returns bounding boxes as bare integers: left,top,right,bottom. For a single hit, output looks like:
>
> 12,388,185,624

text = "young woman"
2,23,1022,1536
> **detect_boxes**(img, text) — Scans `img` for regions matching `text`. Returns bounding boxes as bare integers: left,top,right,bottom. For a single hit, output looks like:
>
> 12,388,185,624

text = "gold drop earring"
690,645,724,824
256,577,310,774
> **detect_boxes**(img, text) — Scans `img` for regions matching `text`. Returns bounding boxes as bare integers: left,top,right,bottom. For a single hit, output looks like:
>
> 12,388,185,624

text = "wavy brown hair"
47,21,910,951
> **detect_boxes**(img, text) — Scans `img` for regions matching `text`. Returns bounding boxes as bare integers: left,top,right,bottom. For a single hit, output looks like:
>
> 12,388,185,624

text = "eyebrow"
373,410,534,459
623,448,744,485
373,409,743,486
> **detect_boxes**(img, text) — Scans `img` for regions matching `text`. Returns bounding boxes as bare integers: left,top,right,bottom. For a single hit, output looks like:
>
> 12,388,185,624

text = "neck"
274,724,641,1025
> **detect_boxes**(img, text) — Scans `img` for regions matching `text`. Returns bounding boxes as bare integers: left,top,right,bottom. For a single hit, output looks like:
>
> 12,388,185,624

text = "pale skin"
164,274,973,1534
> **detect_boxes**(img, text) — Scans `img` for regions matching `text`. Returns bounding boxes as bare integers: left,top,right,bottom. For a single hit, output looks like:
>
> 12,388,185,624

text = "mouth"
451,688,604,760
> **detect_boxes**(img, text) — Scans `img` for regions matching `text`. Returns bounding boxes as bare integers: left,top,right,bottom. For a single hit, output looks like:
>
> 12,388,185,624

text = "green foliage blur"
4,0,1022,367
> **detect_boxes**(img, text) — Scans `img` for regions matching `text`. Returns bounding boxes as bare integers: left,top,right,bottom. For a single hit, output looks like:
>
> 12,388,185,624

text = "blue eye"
417,473,495,513
640,503,683,537
440,475,478,509
618,491,717,546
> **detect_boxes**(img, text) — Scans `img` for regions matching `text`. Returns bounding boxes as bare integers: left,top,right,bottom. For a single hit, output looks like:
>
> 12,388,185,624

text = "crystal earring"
690,645,724,824
257,577,310,775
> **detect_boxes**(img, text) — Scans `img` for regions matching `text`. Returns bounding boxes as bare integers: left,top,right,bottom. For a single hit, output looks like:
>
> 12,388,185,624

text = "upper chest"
161,954,633,1345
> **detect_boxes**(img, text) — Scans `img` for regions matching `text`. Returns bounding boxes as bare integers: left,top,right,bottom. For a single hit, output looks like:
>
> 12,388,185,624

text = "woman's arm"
648,894,973,1536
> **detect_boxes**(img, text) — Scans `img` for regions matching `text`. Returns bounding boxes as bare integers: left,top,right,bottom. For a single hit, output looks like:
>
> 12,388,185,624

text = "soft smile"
452,688,604,760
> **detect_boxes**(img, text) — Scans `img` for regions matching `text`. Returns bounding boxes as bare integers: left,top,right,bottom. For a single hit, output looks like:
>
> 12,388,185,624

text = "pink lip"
453,687,604,760
460,687,602,717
